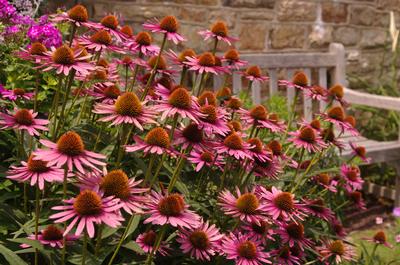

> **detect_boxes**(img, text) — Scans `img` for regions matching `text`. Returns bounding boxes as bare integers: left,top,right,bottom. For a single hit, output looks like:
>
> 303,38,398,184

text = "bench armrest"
344,87,400,111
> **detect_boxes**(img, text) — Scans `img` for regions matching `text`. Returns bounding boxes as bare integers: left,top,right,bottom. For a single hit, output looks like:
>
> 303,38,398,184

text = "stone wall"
55,0,400,89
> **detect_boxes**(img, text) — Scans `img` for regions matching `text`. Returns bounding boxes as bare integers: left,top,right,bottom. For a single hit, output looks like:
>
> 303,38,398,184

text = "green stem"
169,115,179,140
61,166,68,265
68,23,77,47
219,161,230,190
212,38,219,55
145,226,167,265
125,65,129,91
284,90,299,140
94,224,103,256
291,148,305,192
196,72,206,97
108,215,136,265
55,70,76,138
180,66,187,86
144,155,156,185
81,231,88,265
141,34,167,100
23,183,28,215
34,183,40,265
34,72,40,112
93,123,105,152
149,154,167,188
167,155,186,193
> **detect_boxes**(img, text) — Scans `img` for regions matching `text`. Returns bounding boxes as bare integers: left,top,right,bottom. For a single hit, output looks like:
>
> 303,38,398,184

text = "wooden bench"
214,43,400,207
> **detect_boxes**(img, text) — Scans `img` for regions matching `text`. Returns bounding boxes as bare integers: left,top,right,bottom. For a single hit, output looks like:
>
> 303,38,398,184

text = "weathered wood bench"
214,43,400,207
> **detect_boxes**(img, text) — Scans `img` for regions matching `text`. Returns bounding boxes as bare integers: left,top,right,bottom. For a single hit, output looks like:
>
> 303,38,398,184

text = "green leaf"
0,243,28,265
8,238,44,251
125,215,141,239
122,241,144,254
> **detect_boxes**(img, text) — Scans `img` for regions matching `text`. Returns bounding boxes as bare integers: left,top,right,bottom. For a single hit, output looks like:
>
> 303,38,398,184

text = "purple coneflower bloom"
143,15,185,44
302,198,335,221
51,4,97,28
129,31,159,55
198,103,230,136
215,132,253,160
288,126,327,153
198,21,238,46
87,83,121,104
136,230,170,256
278,72,310,91
0,108,48,136
173,123,208,151
21,225,78,249
317,239,356,264
312,173,338,193
270,245,301,265
185,52,226,75
347,191,366,210
340,164,364,191
187,149,223,172
241,219,275,243
50,190,124,238
222,48,247,70
126,127,176,156
277,222,313,250
77,30,125,54
349,142,371,163
241,65,268,83
252,157,282,180
304,85,328,101
363,231,393,248
1,87,34,101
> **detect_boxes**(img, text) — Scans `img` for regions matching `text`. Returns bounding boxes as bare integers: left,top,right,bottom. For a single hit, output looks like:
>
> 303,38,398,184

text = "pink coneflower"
299,118,322,132
349,142,371,163
278,72,310,91
95,14,129,42
77,30,124,54
321,128,345,150
288,126,327,153
241,65,269,83
198,103,230,136
1,88,34,101
318,239,356,264
129,31,159,55
166,49,196,67
277,222,313,250
51,4,96,28
321,106,358,135
312,173,338,193
143,191,200,228
184,52,226,75
126,127,176,156
173,123,208,151
94,92,157,129
221,232,271,265
177,221,223,261
328,84,348,106
7,155,64,190
347,191,366,210
304,85,328,101
187,149,223,172
77,169,148,214
252,157,282,180
215,132,253,160
38,45,94,76
88,83,121,104
363,231,393,248
198,91,217,106
247,138,271,162
136,230,170,256
50,190,124,238
0,108,49,136
21,225,78,248
218,187,267,224
198,21,238,46
340,164,363,191
258,186,305,222
270,245,301,265
241,219,275,243
302,198,334,221
143,15,185,44
34,131,106,173
223,49,247,70
157,87,202,123
331,219,347,238
16,42,48,64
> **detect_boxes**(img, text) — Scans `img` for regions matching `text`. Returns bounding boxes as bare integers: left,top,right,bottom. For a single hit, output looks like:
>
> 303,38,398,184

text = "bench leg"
391,162,400,208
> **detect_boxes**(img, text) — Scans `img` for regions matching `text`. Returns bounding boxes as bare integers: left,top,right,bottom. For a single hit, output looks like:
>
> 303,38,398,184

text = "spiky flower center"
115,92,142,117
216,87,232,98
268,113,279,123
73,190,102,216
52,45,75,65
345,115,356,127
122,56,132,65
135,31,152,45
57,131,85,156
354,146,366,158
268,140,282,156
103,85,121,99
248,138,263,153
251,221,269,235
329,85,344,99
168,87,192,109
292,72,308,87
158,194,185,217
143,230,156,246
329,240,345,255
227,98,242,109
182,123,203,143
120,25,133,38
211,21,228,37
279,246,290,259
229,121,242,132
158,76,173,90
101,15,119,29
327,106,345,122
29,42,47,55
92,70,107,80
250,105,268,121
246,66,261,78
224,133,243,150
349,191,362,203
299,127,316,143
178,49,196,63
198,52,215,67
148,55,167,70
42,225,64,241
145,127,170,148
200,105,217,123
68,4,88,22
237,241,257,259
311,85,326,95
189,231,210,250
159,16,179,33
317,173,330,186
100,170,130,200
90,30,112,45
286,223,304,239
27,155,48,173
13,88,25,95
200,151,214,162
274,192,294,212
97,58,109,68
309,199,325,213
198,91,217,106
236,193,259,214
310,119,321,130
373,231,387,244
14,109,33,125
322,128,335,142
224,49,239,61
346,166,360,181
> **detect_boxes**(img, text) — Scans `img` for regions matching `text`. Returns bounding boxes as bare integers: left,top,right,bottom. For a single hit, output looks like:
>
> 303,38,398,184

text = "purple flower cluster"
27,15,62,48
